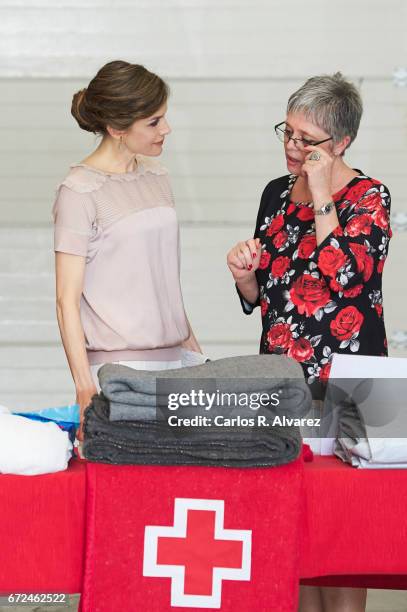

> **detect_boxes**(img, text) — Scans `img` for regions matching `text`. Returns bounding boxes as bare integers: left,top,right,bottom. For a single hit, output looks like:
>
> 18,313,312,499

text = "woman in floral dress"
227,72,391,612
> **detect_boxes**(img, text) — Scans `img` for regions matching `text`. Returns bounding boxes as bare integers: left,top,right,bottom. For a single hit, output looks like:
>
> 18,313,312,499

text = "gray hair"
287,72,363,150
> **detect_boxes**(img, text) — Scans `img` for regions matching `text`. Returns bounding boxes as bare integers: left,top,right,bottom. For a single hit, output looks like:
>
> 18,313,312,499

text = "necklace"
288,176,313,206
292,199,313,206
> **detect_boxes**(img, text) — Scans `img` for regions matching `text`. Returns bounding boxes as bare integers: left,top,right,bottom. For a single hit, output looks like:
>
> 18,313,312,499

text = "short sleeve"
52,185,97,257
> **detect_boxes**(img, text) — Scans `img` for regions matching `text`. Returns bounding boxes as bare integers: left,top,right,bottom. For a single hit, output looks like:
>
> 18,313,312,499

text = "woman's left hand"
302,145,334,200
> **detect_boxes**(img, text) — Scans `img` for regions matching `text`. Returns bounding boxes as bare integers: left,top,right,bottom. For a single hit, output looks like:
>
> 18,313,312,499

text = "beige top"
52,155,189,365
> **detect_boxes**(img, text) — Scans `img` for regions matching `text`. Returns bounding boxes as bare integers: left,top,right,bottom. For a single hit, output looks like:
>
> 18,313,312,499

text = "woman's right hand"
76,386,98,441
226,237,262,282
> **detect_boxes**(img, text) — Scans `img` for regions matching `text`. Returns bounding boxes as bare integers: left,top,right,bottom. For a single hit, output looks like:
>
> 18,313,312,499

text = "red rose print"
349,242,373,282
289,274,331,317
346,180,373,203
297,235,316,259
318,245,348,277
345,214,373,237
319,362,332,384
374,207,389,230
362,256,373,282
330,306,364,341
271,255,290,278
377,258,385,274
333,185,349,202
266,214,284,236
354,192,382,214
260,298,268,317
255,177,389,373
258,251,271,269
330,279,343,293
343,284,363,298
375,304,383,317
267,323,293,352
349,242,366,262
297,206,315,221
273,230,288,249
288,338,314,362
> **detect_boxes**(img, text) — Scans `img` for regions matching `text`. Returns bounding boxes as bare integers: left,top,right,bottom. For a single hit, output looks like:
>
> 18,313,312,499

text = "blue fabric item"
12,404,80,424
12,404,80,444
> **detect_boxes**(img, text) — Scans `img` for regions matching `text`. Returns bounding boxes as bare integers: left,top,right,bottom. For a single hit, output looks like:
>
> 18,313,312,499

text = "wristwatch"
314,201,335,216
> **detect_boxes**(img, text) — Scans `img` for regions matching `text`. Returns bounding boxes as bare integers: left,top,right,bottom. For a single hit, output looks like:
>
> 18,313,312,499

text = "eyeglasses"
274,121,333,149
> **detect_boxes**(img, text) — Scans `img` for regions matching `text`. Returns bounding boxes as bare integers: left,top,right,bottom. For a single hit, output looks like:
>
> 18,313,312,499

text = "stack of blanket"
83,355,312,467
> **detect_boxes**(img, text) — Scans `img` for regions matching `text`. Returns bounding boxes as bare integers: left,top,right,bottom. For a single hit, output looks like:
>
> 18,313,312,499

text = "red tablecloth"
78,457,305,612
0,459,86,593
301,456,407,590
1,456,407,596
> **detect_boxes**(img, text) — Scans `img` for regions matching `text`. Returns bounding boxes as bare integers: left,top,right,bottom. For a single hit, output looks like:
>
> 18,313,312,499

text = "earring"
119,135,123,151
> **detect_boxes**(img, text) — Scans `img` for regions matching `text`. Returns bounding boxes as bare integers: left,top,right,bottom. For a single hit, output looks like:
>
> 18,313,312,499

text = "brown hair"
71,60,169,135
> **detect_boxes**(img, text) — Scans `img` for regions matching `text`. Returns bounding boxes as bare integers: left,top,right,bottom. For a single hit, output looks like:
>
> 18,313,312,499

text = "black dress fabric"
237,171,392,388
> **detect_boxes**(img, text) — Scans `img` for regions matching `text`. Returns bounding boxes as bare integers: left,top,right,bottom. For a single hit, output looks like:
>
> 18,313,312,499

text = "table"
301,456,407,590
1,456,407,595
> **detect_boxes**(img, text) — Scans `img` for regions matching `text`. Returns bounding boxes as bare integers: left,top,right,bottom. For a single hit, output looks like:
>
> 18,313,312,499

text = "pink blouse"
52,155,189,365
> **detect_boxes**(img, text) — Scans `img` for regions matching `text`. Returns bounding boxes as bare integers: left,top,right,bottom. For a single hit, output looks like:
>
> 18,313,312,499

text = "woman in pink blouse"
53,60,202,439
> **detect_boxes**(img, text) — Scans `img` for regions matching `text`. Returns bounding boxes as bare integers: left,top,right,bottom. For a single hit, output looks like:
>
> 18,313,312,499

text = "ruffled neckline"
55,154,168,194
69,154,167,182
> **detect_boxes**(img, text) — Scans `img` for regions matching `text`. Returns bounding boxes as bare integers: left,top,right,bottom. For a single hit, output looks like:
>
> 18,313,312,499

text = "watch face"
314,202,334,215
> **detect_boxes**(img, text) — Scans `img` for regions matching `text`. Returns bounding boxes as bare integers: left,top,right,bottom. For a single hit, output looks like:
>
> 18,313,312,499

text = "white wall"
0,0,406,408
1,0,406,78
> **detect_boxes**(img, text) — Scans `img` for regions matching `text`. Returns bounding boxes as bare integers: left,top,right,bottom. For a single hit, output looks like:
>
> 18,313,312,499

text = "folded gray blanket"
97,354,309,422
333,378,407,466
82,393,303,467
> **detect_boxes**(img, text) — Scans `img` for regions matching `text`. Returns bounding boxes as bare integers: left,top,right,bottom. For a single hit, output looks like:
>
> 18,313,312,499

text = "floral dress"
237,171,392,386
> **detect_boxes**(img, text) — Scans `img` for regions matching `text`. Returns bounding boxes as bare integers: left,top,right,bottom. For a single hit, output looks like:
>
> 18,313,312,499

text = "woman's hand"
302,145,335,201
76,385,97,441
227,237,262,282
